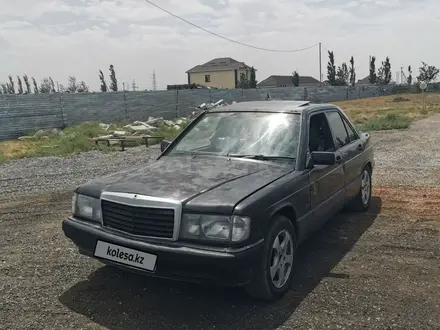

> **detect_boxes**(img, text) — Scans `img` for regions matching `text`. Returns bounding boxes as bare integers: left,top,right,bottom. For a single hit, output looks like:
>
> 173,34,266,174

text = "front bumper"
62,218,264,286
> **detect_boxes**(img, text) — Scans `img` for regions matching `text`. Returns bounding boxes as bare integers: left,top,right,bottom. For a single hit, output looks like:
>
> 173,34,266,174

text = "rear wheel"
244,215,296,301
348,166,372,212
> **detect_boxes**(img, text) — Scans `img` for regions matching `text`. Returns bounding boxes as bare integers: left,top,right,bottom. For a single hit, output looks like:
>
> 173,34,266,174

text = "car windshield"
168,111,301,159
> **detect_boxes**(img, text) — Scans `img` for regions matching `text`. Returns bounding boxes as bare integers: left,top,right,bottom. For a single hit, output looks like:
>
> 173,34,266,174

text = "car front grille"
101,199,175,239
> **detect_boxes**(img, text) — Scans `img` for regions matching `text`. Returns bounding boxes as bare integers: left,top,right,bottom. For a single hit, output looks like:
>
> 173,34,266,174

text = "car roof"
208,100,336,114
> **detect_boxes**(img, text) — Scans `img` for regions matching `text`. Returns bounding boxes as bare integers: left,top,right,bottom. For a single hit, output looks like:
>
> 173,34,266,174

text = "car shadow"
59,197,382,330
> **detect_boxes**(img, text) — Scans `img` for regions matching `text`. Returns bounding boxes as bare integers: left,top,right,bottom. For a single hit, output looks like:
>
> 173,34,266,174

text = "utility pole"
400,66,403,85
152,71,157,91
319,42,322,85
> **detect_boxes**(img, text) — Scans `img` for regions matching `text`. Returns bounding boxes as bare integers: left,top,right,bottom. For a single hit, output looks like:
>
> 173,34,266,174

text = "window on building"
205,75,210,83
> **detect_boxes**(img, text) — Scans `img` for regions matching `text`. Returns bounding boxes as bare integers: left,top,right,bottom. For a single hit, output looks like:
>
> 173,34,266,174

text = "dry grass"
0,121,187,163
0,140,37,160
333,92,440,125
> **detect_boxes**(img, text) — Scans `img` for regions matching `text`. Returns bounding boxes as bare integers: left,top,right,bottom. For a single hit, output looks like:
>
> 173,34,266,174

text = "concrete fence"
0,85,394,141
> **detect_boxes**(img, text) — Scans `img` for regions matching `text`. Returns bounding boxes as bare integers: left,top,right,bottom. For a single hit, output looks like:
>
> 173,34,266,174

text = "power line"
143,0,319,53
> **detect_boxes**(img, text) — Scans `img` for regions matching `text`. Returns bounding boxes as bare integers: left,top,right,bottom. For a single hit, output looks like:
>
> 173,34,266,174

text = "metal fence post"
176,89,179,118
123,90,129,121
59,93,66,128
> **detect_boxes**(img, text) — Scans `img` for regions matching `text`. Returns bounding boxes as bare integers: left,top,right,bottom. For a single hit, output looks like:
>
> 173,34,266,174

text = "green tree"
249,67,257,88
77,81,89,92
1,84,8,94
7,75,15,94
417,61,439,83
67,76,77,93
99,70,108,92
369,56,377,84
17,76,24,94
49,77,56,93
39,77,52,93
407,65,412,85
237,73,249,89
326,51,336,86
109,64,118,91
349,56,356,86
336,62,349,86
292,71,299,87
32,77,39,93
377,57,392,85
23,75,31,94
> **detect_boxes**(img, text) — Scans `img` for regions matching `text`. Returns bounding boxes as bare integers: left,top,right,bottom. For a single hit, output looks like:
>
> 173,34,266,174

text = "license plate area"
94,240,157,272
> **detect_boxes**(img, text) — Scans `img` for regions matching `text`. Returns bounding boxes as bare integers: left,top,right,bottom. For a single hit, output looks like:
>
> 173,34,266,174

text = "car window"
308,113,335,152
173,116,222,151
341,116,359,142
325,111,350,149
170,111,301,158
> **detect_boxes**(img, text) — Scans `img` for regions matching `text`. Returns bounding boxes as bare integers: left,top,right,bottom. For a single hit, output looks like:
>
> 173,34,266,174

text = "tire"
244,215,297,301
348,165,372,212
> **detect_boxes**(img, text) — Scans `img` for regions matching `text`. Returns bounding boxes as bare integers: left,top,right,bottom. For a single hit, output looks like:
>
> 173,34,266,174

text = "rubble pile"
189,99,233,119
95,117,194,144
18,128,64,141
96,116,186,139
17,99,233,141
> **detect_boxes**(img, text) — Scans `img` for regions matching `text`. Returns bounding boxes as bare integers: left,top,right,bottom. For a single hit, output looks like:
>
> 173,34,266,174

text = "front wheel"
244,215,296,301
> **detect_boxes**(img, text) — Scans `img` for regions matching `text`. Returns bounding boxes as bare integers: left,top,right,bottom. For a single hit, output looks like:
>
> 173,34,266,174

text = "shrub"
358,112,411,131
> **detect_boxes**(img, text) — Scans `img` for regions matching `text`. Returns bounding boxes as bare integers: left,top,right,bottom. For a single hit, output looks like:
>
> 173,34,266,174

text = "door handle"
335,155,342,164
357,144,364,151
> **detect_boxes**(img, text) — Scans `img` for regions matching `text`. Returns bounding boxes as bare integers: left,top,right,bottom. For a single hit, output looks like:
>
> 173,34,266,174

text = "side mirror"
309,151,336,166
160,140,171,152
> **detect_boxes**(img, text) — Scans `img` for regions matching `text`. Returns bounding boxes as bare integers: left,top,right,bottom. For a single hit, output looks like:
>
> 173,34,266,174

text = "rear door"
324,110,363,201
340,112,365,199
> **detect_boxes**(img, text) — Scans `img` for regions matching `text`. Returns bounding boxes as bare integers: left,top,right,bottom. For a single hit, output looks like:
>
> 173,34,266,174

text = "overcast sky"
0,0,439,91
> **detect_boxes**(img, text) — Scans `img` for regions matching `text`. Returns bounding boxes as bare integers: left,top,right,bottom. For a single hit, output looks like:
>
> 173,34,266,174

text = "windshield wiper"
226,154,296,161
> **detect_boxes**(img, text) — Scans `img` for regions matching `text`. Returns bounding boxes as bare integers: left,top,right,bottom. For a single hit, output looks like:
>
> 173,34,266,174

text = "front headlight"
180,214,251,243
72,193,102,222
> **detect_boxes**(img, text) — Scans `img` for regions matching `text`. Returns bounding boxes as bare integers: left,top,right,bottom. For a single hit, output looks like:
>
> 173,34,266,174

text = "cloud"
0,0,439,91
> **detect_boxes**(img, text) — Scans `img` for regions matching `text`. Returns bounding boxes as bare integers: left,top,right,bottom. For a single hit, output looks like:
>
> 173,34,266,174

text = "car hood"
76,154,293,213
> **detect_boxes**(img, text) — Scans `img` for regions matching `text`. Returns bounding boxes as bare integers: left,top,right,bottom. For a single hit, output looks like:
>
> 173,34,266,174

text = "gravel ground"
1,115,440,330
0,146,162,201
371,113,440,188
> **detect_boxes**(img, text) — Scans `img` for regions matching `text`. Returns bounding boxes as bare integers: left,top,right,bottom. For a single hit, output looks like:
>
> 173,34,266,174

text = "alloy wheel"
269,229,294,288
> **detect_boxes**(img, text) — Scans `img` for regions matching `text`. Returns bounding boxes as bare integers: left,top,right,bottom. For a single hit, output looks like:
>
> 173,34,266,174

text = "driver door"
307,111,345,233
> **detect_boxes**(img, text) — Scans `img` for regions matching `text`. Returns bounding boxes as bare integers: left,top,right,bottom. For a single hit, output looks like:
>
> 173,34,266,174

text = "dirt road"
1,115,439,330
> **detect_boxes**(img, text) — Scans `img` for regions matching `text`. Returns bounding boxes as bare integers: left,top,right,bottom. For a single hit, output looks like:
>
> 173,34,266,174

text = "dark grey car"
63,100,374,301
